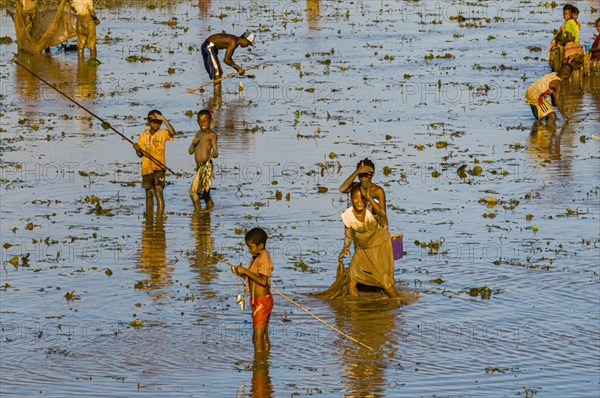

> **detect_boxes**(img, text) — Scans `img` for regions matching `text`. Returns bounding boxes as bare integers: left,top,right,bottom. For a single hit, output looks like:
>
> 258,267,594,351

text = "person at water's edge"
134,110,175,214
201,32,255,81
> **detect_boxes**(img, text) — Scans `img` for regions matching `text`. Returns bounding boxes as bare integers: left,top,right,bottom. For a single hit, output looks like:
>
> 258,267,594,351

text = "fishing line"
204,251,374,351
12,58,179,176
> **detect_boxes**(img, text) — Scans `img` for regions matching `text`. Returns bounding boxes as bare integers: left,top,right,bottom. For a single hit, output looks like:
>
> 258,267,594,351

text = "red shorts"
251,294,274,328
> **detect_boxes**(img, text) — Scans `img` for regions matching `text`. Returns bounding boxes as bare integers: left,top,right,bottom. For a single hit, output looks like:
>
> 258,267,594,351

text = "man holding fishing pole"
201,31,255,82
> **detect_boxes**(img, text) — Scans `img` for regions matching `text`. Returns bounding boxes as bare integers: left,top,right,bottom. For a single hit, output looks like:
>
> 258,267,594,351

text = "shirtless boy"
188,110,219,210
231,228,274,352
201,31,255,80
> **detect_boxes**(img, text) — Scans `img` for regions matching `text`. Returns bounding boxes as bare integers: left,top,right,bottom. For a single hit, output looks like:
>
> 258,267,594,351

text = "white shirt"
341,207,376,231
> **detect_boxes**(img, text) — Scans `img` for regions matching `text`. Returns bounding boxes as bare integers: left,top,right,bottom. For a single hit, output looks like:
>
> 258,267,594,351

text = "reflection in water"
14,52,97,102
527,121,576,181
307,0,319,30
327,298,401,396
205,83,222,115
189,211,218,299
198,0,210,19
561,74,585,115
201,82,255,152
528,121,561,162
251,351,273,397
76,58,98,100
137,214,172,299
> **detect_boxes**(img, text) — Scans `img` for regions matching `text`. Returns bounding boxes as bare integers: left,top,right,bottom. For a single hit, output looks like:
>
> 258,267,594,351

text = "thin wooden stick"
12,58,179,176
270,286,373,350
187,64,262,93
205,251,374,351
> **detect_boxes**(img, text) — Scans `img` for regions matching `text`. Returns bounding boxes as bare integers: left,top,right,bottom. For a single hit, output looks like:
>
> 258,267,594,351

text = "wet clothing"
251,294,274,328
341,207,396,290
137,129,173,176
189,160,213,200
529,98,553,121
142,170,165,190
70,0,97,54
564,42,584,68
75,14,96,52
525,73,561,120
201,40,222,80
310,207,395,300
243,250,274,327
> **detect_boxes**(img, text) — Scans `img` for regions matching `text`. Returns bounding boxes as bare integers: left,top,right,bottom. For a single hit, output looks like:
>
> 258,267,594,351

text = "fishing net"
308,259,349,300
13,0,77,54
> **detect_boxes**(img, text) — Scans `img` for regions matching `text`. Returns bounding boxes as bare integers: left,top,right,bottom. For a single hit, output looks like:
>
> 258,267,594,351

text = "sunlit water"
1,1,599,397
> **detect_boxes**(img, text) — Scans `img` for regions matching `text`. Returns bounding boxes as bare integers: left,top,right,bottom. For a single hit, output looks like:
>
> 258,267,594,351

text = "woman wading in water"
340,183,400,298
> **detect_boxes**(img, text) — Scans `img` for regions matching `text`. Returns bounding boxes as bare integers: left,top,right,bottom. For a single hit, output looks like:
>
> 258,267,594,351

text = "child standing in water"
188,110,218,210
69,0,100,58
231,228,274,352
134,110,175,214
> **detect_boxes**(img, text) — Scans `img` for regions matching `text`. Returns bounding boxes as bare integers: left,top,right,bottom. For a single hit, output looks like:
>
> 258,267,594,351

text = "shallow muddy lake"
1,1,599,396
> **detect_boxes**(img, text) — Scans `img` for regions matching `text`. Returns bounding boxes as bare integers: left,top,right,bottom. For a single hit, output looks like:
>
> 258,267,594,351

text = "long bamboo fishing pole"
12,58,179,176
204,251,373,351
187,64,262,93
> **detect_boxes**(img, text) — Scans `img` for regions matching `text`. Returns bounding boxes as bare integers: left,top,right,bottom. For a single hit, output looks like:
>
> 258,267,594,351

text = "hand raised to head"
356,164,374,175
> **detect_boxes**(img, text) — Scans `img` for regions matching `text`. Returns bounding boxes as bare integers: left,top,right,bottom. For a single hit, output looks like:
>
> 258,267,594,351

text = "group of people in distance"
525,4,600,127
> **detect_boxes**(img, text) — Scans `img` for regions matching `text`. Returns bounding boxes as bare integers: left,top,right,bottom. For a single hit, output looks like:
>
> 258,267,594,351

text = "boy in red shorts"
231,227,274,352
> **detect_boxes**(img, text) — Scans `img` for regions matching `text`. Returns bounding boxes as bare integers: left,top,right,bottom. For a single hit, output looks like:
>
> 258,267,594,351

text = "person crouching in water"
201,31,255,81
525,64,573,126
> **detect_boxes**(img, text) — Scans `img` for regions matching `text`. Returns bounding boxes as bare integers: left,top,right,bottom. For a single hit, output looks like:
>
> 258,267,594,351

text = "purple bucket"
391,235,403,260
